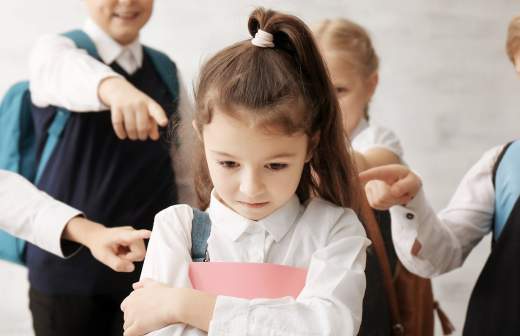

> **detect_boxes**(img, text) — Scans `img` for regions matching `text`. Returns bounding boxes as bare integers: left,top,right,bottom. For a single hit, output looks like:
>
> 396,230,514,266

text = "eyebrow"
210,150,298,160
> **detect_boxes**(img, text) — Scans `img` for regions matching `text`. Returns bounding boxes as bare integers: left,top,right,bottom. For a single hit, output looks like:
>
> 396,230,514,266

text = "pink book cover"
189,262,307,299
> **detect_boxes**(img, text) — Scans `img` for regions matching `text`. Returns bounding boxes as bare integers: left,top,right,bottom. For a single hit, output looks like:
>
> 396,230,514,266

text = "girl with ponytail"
121,8,370,336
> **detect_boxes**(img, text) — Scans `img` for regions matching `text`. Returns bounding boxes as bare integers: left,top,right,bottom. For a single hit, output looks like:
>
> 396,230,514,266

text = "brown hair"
313,18,379,119
506,14,520,64
193,8,364,217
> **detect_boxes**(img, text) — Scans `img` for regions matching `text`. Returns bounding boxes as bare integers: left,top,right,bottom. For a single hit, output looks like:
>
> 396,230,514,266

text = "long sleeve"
142,199,368,335
140,205,205,336
29,34,120,111
29,33,196,204
208,210,369,336
0,170,82,257
390,146,501,277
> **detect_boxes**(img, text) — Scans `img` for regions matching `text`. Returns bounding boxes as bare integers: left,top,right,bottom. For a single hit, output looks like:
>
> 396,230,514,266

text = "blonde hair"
313,18,379,79
506,14,520,64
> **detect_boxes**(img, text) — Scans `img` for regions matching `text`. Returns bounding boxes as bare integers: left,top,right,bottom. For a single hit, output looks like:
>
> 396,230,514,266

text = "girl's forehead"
202,111,308,158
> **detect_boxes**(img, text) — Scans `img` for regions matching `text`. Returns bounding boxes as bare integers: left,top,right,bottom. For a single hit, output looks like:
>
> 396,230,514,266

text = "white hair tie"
251,29,274,48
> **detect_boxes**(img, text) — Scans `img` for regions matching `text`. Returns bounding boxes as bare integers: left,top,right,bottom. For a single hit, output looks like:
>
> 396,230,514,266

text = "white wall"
1,1,520,335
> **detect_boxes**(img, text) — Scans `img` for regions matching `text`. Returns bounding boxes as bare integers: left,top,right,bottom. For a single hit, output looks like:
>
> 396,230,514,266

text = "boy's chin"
109,29,140,45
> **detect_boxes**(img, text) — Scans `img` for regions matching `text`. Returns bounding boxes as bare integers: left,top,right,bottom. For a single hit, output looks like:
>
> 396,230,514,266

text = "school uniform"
350,118,404,159
0,170,81,258
141,192,370,335
26,19,193,336
389,144,516,335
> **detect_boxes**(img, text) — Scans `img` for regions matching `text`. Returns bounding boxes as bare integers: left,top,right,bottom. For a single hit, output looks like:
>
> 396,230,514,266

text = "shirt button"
406,213,414,220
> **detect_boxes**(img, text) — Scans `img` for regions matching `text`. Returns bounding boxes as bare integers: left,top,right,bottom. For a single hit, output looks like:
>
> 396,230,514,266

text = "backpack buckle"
203,249,210,262
392,323,404,336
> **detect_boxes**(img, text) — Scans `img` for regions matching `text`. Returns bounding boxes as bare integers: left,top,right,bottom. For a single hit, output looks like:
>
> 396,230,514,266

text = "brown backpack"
359,195,455,336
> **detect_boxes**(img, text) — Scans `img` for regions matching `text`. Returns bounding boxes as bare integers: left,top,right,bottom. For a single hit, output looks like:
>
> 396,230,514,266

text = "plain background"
1,1,520,335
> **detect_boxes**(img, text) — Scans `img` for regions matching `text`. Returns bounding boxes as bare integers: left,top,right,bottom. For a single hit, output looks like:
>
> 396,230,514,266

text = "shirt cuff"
389,188,437,276
33,200,83,258
208,295,250,335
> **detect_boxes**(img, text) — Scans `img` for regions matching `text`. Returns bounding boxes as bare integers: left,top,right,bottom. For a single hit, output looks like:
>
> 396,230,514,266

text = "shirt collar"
83,18,143,67
208,191,302,243
350,117,369,140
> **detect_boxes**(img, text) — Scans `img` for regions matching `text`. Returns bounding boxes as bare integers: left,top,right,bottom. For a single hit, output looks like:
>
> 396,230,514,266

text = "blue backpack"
0,30,179,265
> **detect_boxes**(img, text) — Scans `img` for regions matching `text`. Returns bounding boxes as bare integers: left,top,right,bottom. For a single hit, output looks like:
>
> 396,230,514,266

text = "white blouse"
141,193,370,335
351,118,404,159
389,145,502,277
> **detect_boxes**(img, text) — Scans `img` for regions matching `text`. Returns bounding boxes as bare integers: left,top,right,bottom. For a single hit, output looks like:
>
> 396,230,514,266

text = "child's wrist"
175,288,216,331
168,287,188,324
63,216,104,247
98,76,125,106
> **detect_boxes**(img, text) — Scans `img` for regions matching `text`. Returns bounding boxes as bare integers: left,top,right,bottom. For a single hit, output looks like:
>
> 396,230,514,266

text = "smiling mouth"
113,12,140,20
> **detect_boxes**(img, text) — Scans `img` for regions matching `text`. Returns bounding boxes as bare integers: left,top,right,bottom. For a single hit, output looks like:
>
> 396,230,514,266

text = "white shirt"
141,193,370,335
389,145,502,277
0,170,82,257
28,19,195,204
351,118,404,159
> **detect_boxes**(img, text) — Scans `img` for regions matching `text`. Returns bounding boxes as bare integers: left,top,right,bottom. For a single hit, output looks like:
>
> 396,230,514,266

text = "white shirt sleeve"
140,205,205,336
208,210,369,336
389,145,501,277
29,34,120,111
352,124,404,159
142,205,368,335
0,170,82,258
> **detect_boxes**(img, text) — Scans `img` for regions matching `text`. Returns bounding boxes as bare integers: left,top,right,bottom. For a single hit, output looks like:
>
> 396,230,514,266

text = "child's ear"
366,72,379,98
192,120,202,140
305,132,321,162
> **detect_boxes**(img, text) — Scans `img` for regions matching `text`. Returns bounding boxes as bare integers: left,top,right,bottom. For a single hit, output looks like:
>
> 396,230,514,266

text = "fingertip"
120,299,127,311
139,229,152,239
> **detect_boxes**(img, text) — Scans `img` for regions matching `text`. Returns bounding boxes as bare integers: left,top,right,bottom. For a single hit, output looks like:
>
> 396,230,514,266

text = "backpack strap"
143,46,179,102
34,109,70,183
492,140,519,240
359,194,404,336
191,208,211,262
35,30,102,183
62,30,101,59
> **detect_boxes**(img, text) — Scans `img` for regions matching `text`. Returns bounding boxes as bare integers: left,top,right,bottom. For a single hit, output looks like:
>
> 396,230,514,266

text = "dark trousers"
29,287,126,336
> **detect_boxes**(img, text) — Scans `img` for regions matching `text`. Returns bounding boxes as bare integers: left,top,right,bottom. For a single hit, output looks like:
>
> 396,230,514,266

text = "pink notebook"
189,262,307,299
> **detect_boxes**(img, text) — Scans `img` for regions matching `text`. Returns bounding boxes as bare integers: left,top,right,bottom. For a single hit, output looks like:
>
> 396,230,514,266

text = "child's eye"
266,163,288,170
217,160,239,168
335,86,349,95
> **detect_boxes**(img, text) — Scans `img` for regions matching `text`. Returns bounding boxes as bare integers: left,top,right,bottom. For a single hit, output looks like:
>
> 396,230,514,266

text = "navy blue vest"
27,51,179,295
463,141,520,335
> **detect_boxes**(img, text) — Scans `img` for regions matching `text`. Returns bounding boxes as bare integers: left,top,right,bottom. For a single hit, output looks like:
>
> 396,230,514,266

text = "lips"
239,201,269,209
113,11,140,20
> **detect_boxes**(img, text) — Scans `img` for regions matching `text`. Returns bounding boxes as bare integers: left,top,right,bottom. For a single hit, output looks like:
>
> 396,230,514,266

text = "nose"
239,168,265,199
